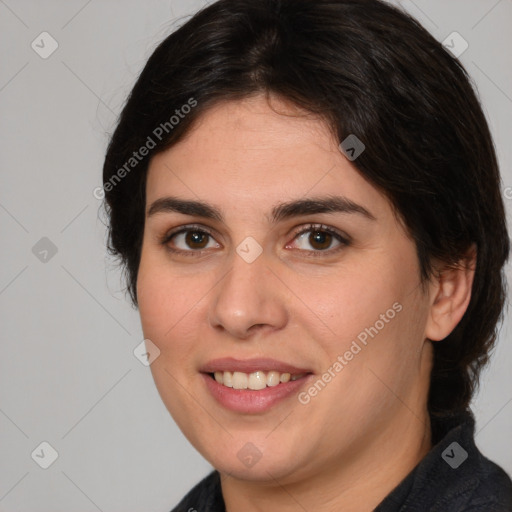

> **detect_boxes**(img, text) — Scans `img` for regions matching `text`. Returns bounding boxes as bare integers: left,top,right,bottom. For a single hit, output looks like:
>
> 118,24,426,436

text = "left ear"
425,245,477,342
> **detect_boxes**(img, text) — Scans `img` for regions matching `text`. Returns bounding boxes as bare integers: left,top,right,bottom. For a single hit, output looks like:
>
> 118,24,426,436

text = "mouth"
200,357,314,413
206,370,310,390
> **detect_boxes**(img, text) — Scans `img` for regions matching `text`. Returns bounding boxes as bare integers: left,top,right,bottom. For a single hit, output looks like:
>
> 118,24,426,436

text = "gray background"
0,0,511,510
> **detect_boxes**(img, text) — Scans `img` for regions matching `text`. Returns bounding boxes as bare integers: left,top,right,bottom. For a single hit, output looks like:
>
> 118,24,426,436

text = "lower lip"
202,373,312,414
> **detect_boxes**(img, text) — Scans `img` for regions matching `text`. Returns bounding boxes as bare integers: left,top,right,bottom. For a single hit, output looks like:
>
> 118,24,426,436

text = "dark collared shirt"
170,409,512,511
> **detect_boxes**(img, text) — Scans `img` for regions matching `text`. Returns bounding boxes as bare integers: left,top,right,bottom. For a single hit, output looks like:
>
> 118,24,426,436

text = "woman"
102,0,512,510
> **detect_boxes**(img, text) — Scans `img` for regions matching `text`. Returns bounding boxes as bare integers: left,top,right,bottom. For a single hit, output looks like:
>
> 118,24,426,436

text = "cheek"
307,248,428,385
137,249,184,343
136,265,168,337
136,255,203,419
136,249,214,368
306,288,430,441
307,266,406,351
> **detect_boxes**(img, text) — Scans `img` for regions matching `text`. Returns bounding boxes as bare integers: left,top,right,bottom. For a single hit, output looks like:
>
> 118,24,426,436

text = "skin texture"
137,94,475,512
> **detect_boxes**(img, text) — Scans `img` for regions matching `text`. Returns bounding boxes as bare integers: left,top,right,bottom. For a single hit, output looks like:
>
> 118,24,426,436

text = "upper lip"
200,357,312,375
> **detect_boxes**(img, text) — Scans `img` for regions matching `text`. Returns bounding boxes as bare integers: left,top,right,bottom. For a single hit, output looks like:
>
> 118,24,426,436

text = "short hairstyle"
102,0,510,421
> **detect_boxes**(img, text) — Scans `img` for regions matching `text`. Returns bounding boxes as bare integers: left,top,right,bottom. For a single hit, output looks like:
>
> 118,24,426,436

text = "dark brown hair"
102,0,509,420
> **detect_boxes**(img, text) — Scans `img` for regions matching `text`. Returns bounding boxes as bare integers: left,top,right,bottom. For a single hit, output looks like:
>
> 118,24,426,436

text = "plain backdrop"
0,0,511,510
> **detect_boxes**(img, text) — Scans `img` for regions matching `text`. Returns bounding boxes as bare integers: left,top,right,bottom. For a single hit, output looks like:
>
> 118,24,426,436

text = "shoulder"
430,412,512,511
447,412,512,511
458,453,512,511
377,410,512,511
427,410,512,510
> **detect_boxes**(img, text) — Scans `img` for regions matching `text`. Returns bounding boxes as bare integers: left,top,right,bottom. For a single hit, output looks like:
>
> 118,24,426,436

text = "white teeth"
212,370,307,389
248,371,267,390
223,371,233,388
232,372,248,389
266,371,281,387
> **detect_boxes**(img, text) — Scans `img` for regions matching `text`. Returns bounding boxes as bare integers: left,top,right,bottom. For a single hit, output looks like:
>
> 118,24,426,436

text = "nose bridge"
209,245,287,338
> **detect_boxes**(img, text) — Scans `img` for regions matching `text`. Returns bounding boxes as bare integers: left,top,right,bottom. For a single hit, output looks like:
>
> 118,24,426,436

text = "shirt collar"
375,409,479,511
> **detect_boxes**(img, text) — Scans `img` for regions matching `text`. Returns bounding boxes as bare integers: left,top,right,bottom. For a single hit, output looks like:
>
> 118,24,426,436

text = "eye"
161,225,220,255
287,224,350,255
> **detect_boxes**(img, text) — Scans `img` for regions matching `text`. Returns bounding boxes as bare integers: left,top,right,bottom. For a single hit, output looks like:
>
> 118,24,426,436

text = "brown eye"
163,226,220,254
185,230,210,249
308,230,333,250
288,224,350,255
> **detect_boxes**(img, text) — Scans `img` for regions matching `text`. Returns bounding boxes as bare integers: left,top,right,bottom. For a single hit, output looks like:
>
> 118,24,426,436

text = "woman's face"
137,94,435,484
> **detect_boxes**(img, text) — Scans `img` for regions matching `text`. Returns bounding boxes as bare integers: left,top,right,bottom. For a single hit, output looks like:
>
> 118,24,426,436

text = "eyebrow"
147,195,376,223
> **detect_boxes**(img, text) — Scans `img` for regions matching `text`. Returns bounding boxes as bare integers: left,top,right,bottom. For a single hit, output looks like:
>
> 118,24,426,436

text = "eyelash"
160,223,350,258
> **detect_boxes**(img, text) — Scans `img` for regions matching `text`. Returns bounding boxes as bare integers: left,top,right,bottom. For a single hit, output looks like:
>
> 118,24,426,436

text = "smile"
210,370,308,390
200,357,314,413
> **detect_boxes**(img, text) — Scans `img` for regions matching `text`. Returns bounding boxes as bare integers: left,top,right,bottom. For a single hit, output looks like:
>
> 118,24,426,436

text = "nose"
208,249,288,340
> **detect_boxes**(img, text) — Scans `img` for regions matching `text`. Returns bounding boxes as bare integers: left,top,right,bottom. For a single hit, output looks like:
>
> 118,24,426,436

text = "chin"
197,434,309,483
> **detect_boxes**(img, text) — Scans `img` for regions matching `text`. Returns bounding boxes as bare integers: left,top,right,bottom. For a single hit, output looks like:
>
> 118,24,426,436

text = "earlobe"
425,245,477,342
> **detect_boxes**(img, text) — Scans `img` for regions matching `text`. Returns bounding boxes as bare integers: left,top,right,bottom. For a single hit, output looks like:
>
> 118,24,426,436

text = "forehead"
160,95,336,170
145,94,391,222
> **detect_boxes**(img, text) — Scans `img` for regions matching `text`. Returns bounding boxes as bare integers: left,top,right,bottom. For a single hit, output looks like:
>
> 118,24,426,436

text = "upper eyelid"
293,223,349,239
164,223,219,240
